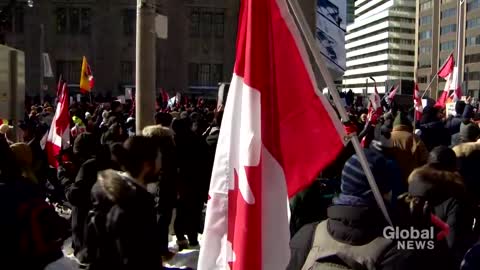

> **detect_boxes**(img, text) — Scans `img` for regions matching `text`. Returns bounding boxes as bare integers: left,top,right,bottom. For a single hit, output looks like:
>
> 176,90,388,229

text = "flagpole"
421,48,456,99
421,73,438,99
456,0,465,95
287,0,392,226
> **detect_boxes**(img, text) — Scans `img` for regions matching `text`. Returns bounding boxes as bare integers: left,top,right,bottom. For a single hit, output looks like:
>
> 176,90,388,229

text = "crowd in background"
4,91,480,269
0,96,222,269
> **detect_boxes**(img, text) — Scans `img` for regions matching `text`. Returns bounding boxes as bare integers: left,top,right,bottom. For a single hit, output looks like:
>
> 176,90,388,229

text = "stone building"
0,0,239,98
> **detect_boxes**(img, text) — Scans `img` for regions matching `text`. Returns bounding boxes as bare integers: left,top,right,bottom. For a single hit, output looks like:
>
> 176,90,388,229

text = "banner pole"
287,0,392,225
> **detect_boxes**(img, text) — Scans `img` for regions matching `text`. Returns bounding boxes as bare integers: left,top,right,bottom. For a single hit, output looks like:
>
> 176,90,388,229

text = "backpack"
17,197,67,265
84,205,122,269
302,221,393,270
84,207,108,264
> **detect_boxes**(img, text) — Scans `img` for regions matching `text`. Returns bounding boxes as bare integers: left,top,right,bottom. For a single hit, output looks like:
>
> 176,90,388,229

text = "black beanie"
393,112,412,128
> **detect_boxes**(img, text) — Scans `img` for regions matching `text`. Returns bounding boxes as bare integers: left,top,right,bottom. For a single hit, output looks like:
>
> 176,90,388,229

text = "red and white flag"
438,53,455,79
435,54,458,108
45,82,70,168
367,84,383,125
386,85,398,105
197,0,345,269
414,83,423,121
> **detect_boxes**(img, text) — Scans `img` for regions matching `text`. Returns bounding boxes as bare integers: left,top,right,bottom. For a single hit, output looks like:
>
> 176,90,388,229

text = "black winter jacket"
420,121,451,151
87,170,162,270
287,205,454,270
61,158,107,260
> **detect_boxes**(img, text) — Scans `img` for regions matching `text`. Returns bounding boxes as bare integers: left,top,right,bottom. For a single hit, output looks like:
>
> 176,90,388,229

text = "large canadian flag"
197,0,345,269
45,82,70,168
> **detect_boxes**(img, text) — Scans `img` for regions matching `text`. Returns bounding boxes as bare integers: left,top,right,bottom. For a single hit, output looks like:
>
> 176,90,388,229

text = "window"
123,9,136,35
467,18,480,29
440,24,456,35
190,8,200,37
189,63,224,86
56,60,82,82
419,46,431,53
200,10,212,37
441,8,456,19
465,53,480,63
212,64,223,83
190,7,224,38
70,8,80,34
13,6,24,33
441,0,454,3
56,8,67,34
419,15,432,25
121,61,134,83
418,58,431,68
468,0,480,12
467,71,480,80
2,6,24,33
55,7,92,35
418,76,428,83
214,12,224,38
80,8,91,34
440,40,455,51
420,1,432,11
199,64,211,86
419,30,432,40
467,35,480,46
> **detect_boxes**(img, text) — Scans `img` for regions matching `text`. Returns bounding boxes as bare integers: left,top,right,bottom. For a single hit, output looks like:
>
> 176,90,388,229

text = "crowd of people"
0,98,221,269
3,92,480,269
288,95,480,270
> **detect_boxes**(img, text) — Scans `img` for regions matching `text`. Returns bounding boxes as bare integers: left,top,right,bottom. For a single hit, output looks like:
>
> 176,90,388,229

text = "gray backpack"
302,221,393,270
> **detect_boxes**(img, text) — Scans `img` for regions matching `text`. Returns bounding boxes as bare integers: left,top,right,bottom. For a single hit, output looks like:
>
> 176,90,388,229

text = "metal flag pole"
456,0,465,96
287,0,392,226
421,73,438,99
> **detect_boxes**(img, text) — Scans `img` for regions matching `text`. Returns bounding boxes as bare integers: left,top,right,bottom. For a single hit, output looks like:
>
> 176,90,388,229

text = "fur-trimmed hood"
453,142,480,158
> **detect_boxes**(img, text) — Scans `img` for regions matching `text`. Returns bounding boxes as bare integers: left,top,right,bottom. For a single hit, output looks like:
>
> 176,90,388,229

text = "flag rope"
287,0,392,226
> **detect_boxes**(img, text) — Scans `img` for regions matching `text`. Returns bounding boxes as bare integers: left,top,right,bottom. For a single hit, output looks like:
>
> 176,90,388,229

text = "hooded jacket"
453,141,480,202
390,125,429,184
87,170,162,270
287,205,453,270
408,166,474,267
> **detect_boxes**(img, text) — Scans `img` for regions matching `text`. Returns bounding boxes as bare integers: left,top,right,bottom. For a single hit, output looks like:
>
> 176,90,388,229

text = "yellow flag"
80,56,94,93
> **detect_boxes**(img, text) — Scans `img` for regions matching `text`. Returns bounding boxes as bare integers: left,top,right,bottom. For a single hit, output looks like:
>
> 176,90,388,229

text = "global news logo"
383,223,450,250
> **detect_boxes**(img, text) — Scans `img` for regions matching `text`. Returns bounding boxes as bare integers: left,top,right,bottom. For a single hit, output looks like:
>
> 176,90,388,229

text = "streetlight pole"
135,0,156,133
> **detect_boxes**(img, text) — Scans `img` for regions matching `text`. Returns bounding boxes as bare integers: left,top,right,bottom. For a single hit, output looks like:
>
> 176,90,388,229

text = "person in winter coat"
60,132,111,263
445,101,467,135
10,143,38,184
453,138,480,203
0,137,68,270
172,117,209,249
287,149,452,270
390,112,429,184
142,125,178,259
419,106,451,151
407,165,474,267
86,136,163,270
451,121,480,147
